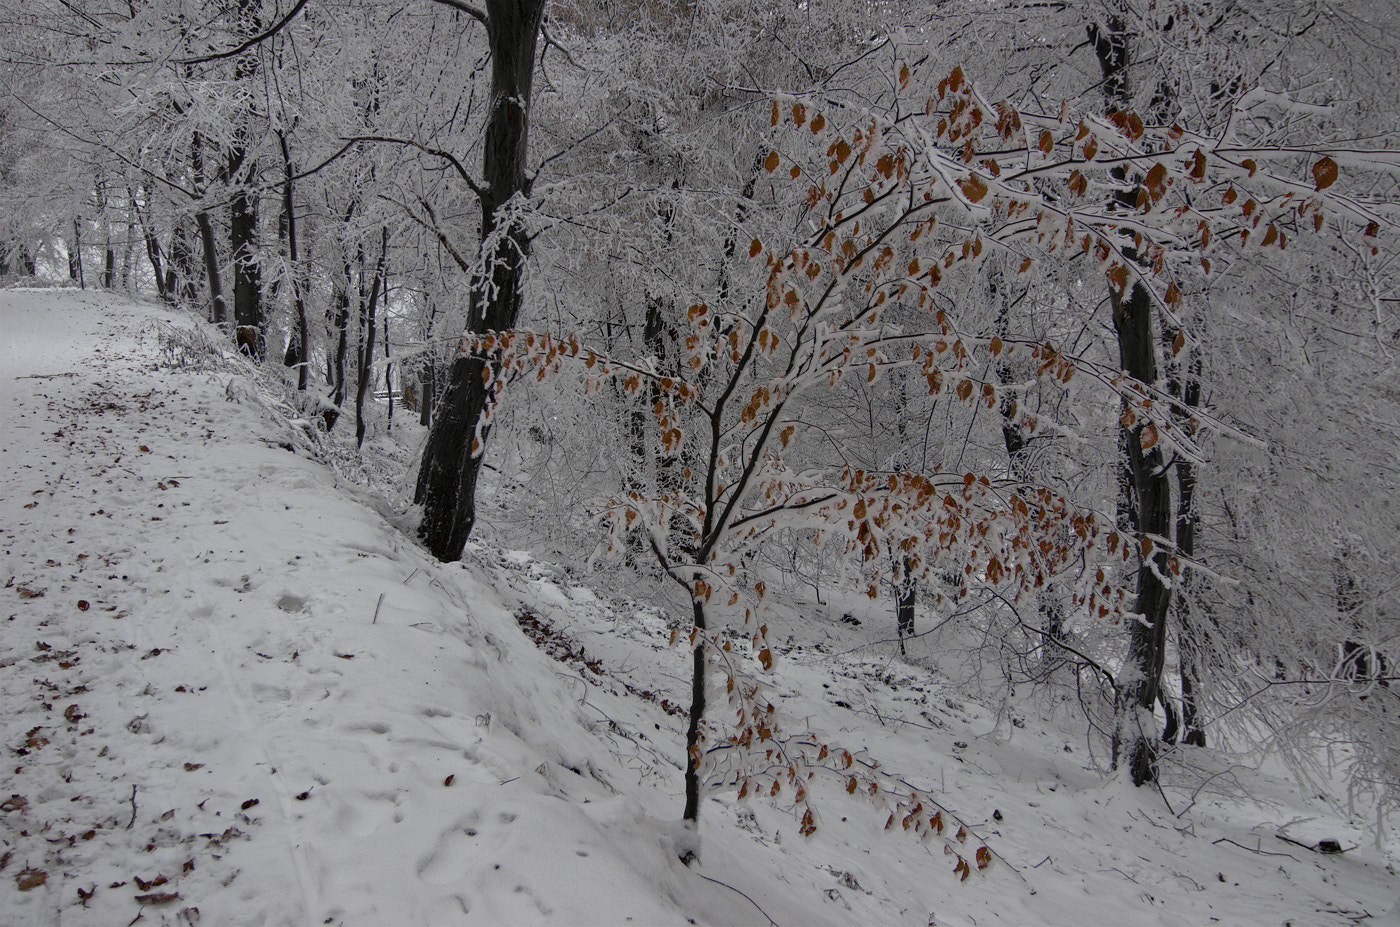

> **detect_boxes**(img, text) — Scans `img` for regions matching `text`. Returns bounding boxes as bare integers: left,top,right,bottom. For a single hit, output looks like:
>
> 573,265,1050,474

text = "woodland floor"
2,287,1398,926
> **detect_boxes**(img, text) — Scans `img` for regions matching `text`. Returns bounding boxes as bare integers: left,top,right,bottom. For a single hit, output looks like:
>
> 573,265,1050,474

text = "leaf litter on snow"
1,289,1397,925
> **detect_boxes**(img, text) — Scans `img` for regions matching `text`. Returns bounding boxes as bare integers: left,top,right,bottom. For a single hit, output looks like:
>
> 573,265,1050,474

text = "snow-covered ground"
2,288,1396,926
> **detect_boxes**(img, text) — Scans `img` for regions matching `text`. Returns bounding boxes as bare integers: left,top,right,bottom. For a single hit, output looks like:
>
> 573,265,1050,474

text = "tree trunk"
355,227,389,448
896,561,916,656
169,221,196,303
682,593,708,831
229,0,263,359
195,210,225,325
1164,321,1205,747
1110,278,1174,784
1091,15,1175,785
70,220,84,288
325,273,351,430
277,132,309,390
415,0,546,562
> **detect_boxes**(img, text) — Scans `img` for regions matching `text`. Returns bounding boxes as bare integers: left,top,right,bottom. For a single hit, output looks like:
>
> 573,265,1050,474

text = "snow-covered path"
0,292,721,925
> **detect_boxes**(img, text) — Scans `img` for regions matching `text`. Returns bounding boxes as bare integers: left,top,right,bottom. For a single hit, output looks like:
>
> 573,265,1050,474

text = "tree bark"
415,0,546,562
229,0,263,359
355,227,389,448
278,131,309,390
682,594,708,829
1110,279,1174,784
1091,15,1175,784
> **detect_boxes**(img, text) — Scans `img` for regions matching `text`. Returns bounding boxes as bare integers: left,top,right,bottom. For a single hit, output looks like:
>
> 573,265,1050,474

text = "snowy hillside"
3,289,1397,926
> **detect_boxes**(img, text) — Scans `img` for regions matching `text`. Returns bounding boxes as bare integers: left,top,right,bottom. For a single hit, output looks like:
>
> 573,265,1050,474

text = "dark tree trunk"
1110,278,1174,784
277,132,309,390
1091,16,1175,785
355,227,389,448
682,593,708,831
70,220,83,286
419,359,435,427
169,221,197,303
195,210,225,325
1163,320,1206,747
325,273,351,431
384,307,394,431
229,0,263,360
190,131,226,325
131,189,171,304
896,562,916,656
415,0,546,562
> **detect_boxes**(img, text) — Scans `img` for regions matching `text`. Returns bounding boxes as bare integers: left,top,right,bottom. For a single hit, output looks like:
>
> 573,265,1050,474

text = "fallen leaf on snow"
16,867,47,891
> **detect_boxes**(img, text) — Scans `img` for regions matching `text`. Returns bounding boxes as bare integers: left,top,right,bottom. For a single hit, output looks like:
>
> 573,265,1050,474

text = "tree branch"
175,0,312,66
423,0,488,26
343,135,486,200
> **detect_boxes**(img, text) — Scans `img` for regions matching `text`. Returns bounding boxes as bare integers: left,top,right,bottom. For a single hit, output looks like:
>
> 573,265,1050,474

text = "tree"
414,0,548,562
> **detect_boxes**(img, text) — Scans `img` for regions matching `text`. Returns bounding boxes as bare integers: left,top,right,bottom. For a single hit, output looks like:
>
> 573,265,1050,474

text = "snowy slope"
2,289,1397,926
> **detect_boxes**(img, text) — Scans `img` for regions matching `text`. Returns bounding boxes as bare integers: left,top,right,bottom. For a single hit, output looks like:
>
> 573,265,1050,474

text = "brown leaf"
17,867,46,891
1312,156,1338,191
240,798,259,811
135,892,181,905
1,795,28,813
958,174,988,203
763,150,780,173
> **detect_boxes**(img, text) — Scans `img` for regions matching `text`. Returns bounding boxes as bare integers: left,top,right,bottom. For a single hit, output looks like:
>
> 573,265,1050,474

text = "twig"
372,593,385,625
1211,836,1297,860
126,785,138,829
695,873,779,927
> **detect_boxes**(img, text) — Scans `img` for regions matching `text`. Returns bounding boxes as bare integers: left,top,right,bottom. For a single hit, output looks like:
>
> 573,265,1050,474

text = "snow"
2,287,1397,925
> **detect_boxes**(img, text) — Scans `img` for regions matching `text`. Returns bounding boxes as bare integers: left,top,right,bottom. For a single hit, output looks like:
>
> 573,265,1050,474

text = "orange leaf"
956,379,973,401
792,102,806,127
764,150,780,173
1038,131,1053,155
1312,156,1338,190
1140,423,1158,449
1018,257,1032,274
749,238,762,258
758,648,773,671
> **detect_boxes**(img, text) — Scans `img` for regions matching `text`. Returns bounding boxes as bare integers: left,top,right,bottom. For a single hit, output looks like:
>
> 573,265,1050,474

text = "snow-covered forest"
2,1,1399,924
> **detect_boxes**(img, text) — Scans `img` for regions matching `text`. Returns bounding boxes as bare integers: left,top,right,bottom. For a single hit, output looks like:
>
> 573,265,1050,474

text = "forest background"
2,0,1400,895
